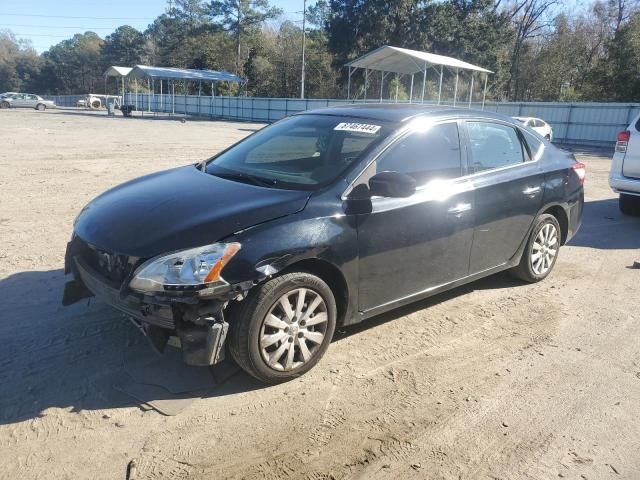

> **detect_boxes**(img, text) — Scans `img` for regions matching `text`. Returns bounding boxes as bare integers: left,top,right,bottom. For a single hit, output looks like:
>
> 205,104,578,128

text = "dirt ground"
1,108,639,480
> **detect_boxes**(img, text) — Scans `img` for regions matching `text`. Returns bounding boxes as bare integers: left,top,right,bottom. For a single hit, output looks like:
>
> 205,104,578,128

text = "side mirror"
368,171,416,198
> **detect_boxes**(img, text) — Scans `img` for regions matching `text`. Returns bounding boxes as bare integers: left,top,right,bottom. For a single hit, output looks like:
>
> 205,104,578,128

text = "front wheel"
228,271,337,384
36,103,46,111
510,214,561,283
619,193,640,216
0,101,9,109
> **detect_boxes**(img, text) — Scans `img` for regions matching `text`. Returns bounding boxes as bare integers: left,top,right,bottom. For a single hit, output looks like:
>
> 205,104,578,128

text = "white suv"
610,112,640,215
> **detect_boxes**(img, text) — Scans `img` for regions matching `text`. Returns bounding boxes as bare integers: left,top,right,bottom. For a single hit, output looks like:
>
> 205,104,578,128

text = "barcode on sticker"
334,122,381,134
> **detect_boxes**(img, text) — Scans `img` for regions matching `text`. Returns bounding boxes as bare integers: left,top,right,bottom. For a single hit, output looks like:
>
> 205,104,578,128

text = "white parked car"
514,117,553,141
609,112,640,215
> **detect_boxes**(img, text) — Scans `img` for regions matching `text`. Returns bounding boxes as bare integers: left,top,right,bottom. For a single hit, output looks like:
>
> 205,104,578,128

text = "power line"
0,23,116,30
0,12,155,20
11,32,100,37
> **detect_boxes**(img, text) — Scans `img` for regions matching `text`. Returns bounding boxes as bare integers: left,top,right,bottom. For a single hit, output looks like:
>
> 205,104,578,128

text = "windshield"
205,114,396,190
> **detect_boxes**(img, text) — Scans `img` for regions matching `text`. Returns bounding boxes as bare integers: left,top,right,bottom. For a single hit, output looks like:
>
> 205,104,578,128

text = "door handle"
522,186,542,196
447,203,472,217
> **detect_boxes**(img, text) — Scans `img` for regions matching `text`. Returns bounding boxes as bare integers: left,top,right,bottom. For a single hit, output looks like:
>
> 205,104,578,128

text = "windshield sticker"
334,122,381,134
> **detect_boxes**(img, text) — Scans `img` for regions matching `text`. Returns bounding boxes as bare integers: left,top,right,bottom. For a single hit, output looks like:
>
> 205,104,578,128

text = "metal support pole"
364,69,369,101
134,78,138,111
421,62,427,103
468,73,474,109
184,81,187,115
152,79,155,116
300,0,306,99
380,71,384,103
172,80,175,115
347,66,352,100
395,75,399,103
148,78,151,112
482,73,488,109
409,74,414,104
160,79,163,112
453,69,459,107
437,66,443,105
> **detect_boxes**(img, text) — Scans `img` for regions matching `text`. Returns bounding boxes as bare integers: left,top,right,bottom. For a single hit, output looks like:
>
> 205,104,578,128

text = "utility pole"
300,0,306,99
236,2,242,76
167,0,174,17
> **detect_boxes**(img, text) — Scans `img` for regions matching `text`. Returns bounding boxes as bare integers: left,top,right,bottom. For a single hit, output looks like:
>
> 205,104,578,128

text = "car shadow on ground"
2,197,637,425
0,264,524,426
569,198,640,250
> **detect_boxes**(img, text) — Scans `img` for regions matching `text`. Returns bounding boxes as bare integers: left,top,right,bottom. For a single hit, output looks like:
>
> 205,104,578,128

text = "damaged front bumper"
63,237,248,366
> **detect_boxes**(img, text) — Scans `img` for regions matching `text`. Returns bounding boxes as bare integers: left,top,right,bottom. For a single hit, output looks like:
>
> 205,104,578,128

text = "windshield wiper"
212,171,277,188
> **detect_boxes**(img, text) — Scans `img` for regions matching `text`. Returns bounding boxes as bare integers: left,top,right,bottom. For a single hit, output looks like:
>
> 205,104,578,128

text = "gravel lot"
1,108,639,480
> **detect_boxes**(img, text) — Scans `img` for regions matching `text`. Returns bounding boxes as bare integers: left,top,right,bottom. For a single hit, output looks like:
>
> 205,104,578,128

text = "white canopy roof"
104,66,132,78
346,46,493,75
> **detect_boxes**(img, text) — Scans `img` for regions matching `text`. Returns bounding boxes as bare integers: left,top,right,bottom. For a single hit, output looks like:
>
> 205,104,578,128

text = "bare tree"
506,0,558,100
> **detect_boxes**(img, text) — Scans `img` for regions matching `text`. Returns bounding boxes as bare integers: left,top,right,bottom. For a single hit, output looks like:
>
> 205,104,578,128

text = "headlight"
129,242,241,294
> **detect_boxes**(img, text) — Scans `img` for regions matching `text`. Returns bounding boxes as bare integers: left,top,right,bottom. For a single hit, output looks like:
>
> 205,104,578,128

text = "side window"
27,95,37,100
466,121,525,173
376,123,462,185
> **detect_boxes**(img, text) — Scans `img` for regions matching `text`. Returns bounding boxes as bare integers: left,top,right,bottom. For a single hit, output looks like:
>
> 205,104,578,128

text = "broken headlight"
129,243,240,294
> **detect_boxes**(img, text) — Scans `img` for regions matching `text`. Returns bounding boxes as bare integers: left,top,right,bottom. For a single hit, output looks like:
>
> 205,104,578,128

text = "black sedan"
63,105,585,383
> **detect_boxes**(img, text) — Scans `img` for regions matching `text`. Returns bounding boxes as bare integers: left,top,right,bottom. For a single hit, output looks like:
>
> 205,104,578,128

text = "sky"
3,0,591,54
1,0,305,53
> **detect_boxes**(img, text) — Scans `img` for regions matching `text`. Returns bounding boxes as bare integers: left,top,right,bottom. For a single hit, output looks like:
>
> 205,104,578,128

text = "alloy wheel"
531,222,558,275
259,288,328,372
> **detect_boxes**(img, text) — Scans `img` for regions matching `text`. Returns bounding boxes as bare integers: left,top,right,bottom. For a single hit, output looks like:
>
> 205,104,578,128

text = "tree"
42,32,105,94
102,26,145,66
208,0,282,75
0,30,41,92
592,11,640,100
505,0,558,100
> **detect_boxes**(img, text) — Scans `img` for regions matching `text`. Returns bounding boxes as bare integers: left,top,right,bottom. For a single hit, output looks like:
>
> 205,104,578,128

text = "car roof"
297,103,517,124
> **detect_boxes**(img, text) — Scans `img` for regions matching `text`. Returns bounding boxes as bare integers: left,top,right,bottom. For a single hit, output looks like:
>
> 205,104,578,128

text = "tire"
227,271,337,384
0,101,9,109
36,103,46,111
545,134,551,140
510,213,561,283
619,193,640,216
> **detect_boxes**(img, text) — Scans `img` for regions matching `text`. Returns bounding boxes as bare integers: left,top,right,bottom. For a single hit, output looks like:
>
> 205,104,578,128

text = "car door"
352,121,475,312
11,94,27,107
24,95,38,108
463,120,544,274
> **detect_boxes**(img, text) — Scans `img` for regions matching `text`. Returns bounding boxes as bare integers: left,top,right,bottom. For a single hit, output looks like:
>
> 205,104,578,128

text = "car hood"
74,165,311,257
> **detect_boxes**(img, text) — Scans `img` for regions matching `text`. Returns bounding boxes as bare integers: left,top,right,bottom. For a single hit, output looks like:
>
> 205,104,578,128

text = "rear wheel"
36,103,46,111
228,271,337,384
0,101,9,109
619,193,640,216
510,214,561,283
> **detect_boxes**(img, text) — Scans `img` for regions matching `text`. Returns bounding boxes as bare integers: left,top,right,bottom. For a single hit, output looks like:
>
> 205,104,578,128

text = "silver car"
0,93,56,110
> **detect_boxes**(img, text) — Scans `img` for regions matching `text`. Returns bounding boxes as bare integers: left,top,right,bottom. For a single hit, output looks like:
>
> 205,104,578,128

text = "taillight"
616,130,630,153
572,162,586,185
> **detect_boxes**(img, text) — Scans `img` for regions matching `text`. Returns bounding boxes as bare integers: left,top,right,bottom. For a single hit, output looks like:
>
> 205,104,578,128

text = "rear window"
522,130,544,160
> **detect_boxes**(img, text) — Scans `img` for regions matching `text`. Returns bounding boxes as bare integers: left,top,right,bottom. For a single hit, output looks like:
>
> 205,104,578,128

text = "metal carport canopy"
104,66,132,78
127,65,244,83
346,46,493,75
